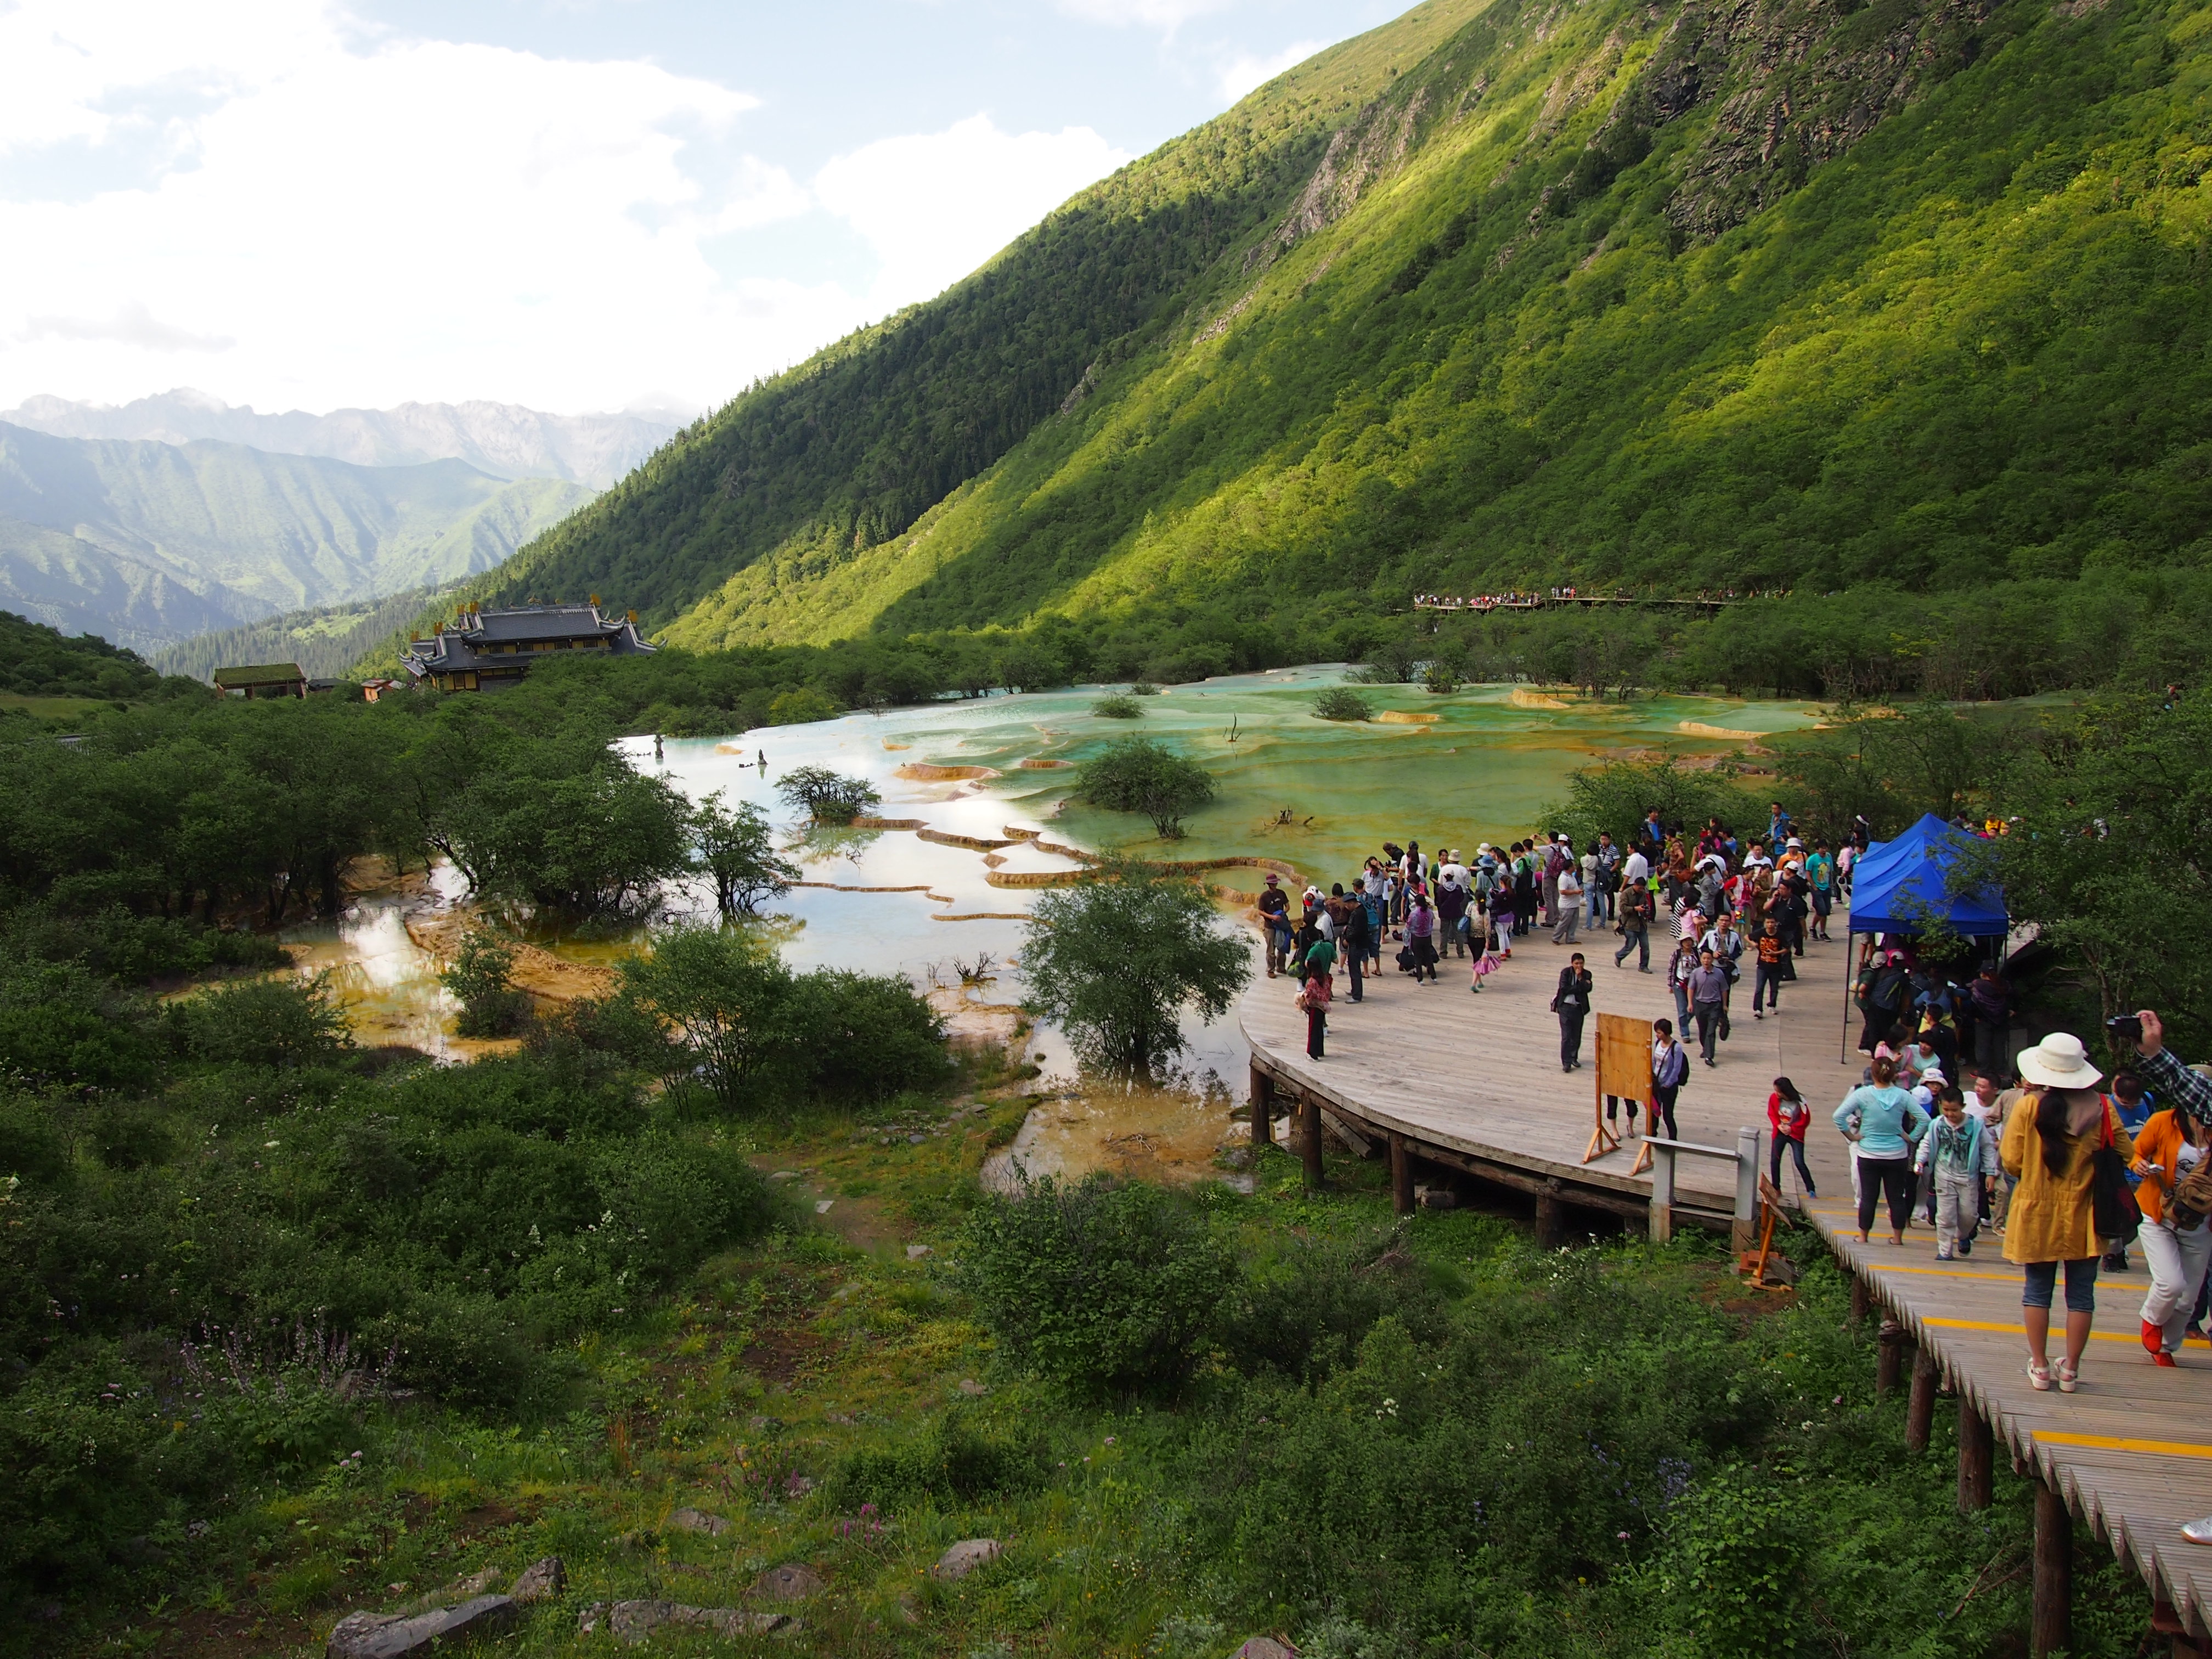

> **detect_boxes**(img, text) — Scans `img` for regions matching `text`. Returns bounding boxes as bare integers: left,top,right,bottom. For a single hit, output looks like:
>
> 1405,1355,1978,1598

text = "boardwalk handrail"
1645,1130,1761,1248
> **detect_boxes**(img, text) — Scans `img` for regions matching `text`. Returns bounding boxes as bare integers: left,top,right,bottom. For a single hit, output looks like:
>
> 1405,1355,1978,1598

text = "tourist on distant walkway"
1669,936,1697,1032
1836,1056,1928,1246
1916,1084,1998,1260
1858,948,1911,1054
1552,952,1593,1074
2130,1096,2212,1367
1541,834,1566,929
1650,1019,1688,1140
1404,893,1439,983
1486,879,1516,962
1296,958,1332,1059
1436,865,1470,958
1970,964,2014,1080
1358,876,1386,972
1689,949,1729,1066
1768,1077,1817,1198
1614,877,1652,971
1553,857,1584,946
1258,874,1291,978
1513,843,1539,936
1807,840,1835,940
2003,1032,2132,1393
1338,883,1370,1003
1751,917,1787,1019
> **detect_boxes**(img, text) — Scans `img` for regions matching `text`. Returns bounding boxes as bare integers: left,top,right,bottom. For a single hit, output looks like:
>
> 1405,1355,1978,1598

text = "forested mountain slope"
467,0,2212,681
0,424,591,652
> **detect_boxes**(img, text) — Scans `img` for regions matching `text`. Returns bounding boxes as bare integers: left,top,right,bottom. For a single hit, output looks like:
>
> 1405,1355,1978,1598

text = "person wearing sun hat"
2002,1031,2136,1394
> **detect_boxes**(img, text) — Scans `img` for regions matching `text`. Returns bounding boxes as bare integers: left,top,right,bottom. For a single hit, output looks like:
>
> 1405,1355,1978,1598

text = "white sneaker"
2186,1515,2212,1546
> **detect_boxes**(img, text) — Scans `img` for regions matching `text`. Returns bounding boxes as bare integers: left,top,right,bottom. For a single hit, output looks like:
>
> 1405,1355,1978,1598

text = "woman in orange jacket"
2131,1104,2212,1366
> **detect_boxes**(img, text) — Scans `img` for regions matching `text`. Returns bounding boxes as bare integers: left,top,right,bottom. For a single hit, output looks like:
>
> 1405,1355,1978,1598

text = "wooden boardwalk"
1239,911,2212,1643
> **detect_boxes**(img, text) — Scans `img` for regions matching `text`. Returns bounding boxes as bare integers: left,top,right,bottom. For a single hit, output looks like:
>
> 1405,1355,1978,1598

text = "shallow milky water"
286,669,1823,1175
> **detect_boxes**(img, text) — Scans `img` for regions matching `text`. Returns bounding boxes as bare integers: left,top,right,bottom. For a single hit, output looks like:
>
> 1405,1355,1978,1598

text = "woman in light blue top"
1835,1055,1929,1246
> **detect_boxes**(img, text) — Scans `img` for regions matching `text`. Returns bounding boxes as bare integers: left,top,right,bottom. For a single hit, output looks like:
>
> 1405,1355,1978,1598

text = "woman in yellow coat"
2001,1032,2134,1393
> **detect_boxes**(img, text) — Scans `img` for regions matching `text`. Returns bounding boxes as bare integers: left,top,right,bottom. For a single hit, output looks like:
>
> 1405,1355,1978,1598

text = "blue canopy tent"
1841,815,2009,1061
1848,814,2010,938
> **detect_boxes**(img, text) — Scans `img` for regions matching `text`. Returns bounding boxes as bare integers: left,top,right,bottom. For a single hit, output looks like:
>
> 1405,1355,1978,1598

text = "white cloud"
814,116,1132,314
1218,38,1323,102
0,4,1129,415
1054,0,1240,27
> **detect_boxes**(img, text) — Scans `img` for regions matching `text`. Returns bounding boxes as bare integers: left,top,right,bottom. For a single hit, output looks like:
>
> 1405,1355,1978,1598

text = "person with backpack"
2130,1096,2212,1367
1916,1084,1999,1260
1553,856,1584,946
1257,874,1293,978
1650,1019,1689,1140
1613,875,1652,972
1858,948,1911,1054
1335,882,1371,1004
1751,917,1788,1020
1551,952,1594,1073
2002,1032,2134,1394
1403,892,1440,983
1295,951,1333,1059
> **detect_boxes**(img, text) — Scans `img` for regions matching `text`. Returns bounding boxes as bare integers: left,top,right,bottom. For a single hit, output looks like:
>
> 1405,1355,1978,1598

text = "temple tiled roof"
401,603,656,688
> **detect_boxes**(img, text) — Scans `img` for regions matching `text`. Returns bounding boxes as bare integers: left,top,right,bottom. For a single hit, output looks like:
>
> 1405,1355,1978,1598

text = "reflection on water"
284,670,1819,1167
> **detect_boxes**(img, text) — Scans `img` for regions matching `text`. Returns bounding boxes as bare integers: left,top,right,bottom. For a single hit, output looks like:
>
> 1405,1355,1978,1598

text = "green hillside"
0,424,593,653
150,582,466,684
455,0,2212,692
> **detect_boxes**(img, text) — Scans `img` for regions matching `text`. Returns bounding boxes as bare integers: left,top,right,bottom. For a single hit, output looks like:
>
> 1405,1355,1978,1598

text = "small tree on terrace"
691,790,799,916
612,925,800,1107
1021,863,1250,1073
777,766,882,825
1076,738,1215,840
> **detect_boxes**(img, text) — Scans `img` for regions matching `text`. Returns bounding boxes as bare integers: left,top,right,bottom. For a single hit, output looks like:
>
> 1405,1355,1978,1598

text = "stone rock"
905,1244,933,1259
1233,1640,1299,1659
606,1601,789,1645
752,1563,826,1602
577,1603,610,1635
769,1170,800,1180
512,1557,565,1604
326,1595,517,1658
667,1506,731,1537
816,1198,836,1213
930,1539,1002,1582
957,1378,989,1397
1415,1185,1457,1210
391,1566,501,1618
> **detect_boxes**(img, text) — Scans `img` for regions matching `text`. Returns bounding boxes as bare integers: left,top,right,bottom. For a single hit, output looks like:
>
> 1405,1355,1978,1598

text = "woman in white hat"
2002,1032,2136,1392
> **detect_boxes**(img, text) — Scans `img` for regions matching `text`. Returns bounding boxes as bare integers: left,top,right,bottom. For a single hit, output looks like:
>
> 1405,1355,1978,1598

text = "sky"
0,0,1406,421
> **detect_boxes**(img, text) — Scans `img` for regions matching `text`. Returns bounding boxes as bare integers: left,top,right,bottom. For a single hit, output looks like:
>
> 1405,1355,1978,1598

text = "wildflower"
1617,1531,1629,1541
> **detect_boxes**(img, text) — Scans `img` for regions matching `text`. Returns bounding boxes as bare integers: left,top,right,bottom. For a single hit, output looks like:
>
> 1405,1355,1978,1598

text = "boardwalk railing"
1644,1130,1760,1249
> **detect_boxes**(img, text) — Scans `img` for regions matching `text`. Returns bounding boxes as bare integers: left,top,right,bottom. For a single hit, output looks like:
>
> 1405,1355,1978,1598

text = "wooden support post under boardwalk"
1534,1190,1562,1249
1249,1063,1271,1148
1390,1132,1413,1215
1876,1320,1906,1397
2033,1480,2072,1658
1850,1275,1871,1325
1957,1398,1993,1513
1905,1345,1939,1453
1301,1091,1324,1189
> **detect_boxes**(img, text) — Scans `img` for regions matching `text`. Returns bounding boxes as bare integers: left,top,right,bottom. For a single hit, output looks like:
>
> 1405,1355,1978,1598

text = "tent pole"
1840,928,1854,1065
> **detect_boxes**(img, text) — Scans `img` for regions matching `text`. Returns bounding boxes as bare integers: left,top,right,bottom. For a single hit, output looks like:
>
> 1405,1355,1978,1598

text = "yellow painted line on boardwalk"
2034,1431,2212,1460
1863,1264,2022,1283
1923,1317,2182,1347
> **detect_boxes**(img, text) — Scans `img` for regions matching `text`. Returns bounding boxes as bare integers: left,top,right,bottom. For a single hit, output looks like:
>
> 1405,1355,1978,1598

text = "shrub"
1092,695,1143,719
1312,688,1373,721
769,686,842,724
955,1172,1233,1398
1074,737,1216,840
1655,1465,1805,1658
1219,1228,1448,1383
828,1409,1041,1511
776,765,882,825
1128,681,1162,697
0,955,163,1092
171,975,350,1070
440,932,532,1038
1021,865,1249,1071
789,969,950,1102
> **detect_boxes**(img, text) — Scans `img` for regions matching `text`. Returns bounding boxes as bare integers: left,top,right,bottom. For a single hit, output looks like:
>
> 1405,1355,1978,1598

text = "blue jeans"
2022,1257,2098,1314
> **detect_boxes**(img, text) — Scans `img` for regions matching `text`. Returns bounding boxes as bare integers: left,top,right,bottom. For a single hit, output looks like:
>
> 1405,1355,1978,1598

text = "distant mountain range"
0,422,592,654
2,390,679,490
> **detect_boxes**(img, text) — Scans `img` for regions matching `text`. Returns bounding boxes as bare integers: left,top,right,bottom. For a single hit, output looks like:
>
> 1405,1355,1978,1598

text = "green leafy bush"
1074,737,1216,840
1218,1227,1448,1383
171,975,350,1069
828,1409,1041,1511
1092,695,1143,718
1311,688,1373,721
776,765,882,825
1654,1464,1804,1658
439,932,533,1039
955,1172,1233,1399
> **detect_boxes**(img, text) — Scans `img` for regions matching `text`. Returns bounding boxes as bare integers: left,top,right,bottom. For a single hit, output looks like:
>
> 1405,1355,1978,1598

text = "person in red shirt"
1768,1076,1817,1197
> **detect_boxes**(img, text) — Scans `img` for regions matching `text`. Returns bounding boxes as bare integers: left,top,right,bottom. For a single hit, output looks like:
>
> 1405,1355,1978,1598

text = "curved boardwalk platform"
1240,917,2212,1645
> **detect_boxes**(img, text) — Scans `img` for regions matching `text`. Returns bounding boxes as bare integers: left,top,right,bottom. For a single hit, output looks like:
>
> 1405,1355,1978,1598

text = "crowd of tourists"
1255,808,2212,1441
